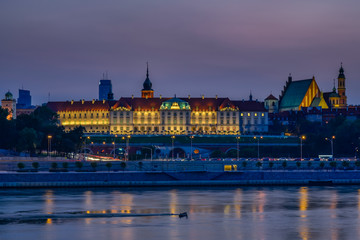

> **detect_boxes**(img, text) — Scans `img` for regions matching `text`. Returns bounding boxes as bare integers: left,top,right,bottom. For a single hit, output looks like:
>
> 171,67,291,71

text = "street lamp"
189,135,194,160
236,136,241,161
113,135,117,159
254,136,263,160
325,136,335,159
125,135,131,161
142,147,153,161
171,135,176,160
47,135,52,157
85,136,90,160
300,135,306,160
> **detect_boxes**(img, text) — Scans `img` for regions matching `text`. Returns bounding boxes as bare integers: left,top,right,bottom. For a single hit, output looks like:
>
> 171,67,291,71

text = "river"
1,186,360,240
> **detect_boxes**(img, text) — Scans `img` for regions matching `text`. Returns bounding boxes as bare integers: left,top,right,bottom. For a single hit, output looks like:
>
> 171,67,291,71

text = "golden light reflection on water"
299,225,309,240
299,187,308,218
46,218,52,225
233,189,242,219
299,187,309,240
330,191,338,240
170,190,178,218
251,191,266,222
85,191,93,208
44,190,54,214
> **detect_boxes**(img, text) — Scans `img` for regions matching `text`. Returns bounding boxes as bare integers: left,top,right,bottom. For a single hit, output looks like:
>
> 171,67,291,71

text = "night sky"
1,0,360,105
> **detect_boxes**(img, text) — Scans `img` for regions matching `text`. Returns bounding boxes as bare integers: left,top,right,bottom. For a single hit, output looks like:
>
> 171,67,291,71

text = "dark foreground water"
1,186,360,240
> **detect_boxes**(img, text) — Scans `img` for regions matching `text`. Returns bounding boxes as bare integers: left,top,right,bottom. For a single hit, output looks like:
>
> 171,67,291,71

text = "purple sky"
1,0,360,105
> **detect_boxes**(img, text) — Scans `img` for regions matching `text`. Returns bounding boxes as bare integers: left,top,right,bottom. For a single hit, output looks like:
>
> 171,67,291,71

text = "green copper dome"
160,98,191,110
5,91,13,100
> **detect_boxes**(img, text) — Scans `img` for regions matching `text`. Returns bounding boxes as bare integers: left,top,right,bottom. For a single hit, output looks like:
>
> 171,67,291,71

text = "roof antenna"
48,92,50,102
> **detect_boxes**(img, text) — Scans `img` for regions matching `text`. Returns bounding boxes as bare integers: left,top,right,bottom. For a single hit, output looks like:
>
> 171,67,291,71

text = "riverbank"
2,170,360,188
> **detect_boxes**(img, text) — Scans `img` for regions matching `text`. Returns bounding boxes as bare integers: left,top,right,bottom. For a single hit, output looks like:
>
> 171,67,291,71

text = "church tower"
337,63,347,108
141,63,154,98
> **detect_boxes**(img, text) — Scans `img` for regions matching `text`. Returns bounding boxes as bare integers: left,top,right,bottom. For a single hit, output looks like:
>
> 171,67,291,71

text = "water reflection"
233,189,242,219
2,187,360,240
44,190,54,215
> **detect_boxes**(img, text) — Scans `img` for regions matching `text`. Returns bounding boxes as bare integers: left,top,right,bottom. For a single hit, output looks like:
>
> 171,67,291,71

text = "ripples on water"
1,186,360,240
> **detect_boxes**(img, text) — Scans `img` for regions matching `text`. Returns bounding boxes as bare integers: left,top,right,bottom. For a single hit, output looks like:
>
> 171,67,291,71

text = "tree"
342,161,350,169
0,108,16,149
242,161,247,169
319,162,325,169
255,161,262,169
282,161,287,170
355,161,360,170
16,128,39,154
62,162,69,171
32,162,39,171
269,161,274,170
17,162,25,171
138,162,143,170
106,162,112,172
75,161,83,171
51,162,58,170
120,162,127,172
90,162,97,171
329,161,337,171
296,161,301,170
307,161,312,169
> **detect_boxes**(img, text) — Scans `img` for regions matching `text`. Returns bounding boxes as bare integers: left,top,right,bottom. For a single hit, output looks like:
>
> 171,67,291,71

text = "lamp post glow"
86,136,90,160
236,136,241,161
47,135,52,157
254,136,263,160
300,135,306,160
190,135,194,160
113,135,117,159
325,136,335,159
126,135,131,161
171,136,176,160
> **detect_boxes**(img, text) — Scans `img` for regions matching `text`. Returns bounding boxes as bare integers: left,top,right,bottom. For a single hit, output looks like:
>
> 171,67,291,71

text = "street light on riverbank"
254,136,263,160
171,136,176,160
47,135,52,157
189,135,194,160
325,136,335,159
236,136,241,161
300,135,306,160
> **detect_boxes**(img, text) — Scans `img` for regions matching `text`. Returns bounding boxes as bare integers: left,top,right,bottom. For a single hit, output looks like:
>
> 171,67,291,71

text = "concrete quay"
1,170,360,188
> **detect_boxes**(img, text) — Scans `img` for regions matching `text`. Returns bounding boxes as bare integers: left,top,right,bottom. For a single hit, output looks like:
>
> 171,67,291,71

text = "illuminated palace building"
47,66,268,135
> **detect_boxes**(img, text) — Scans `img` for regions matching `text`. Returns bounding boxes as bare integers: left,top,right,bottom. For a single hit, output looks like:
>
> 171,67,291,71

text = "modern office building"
99,74,114,100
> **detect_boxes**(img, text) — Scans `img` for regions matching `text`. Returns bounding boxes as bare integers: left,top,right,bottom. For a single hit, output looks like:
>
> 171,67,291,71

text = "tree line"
0,106,84,157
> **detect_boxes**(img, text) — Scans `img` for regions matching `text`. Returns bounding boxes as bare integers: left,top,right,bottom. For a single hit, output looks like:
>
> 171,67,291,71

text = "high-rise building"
99,74,113,100
17,89,31,108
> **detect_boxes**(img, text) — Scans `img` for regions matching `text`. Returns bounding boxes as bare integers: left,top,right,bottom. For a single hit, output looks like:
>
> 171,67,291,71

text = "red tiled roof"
113,97,167,111
265,94,278,101
47,100,116,112
180,97,229,111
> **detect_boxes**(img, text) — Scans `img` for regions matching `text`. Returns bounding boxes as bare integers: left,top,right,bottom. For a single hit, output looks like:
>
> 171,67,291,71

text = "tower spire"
146,62,149,78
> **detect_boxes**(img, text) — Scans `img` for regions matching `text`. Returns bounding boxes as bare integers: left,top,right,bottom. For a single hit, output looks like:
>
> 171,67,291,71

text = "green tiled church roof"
279,79,313,110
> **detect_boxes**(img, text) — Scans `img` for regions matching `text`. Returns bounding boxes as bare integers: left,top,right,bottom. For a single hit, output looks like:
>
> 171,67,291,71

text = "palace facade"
47,66,268,135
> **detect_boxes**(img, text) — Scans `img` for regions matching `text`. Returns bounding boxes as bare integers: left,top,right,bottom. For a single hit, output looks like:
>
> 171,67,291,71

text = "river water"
1,186,360,240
